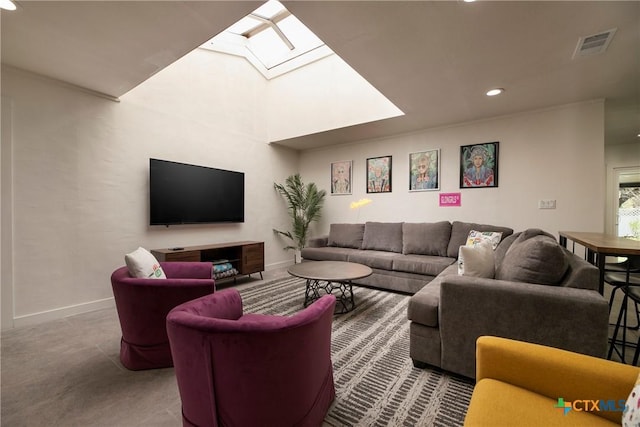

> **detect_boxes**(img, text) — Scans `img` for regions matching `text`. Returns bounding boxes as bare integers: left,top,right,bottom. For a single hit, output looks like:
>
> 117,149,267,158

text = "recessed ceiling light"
486,88,505,97
0,0,16,10
463,0,476,2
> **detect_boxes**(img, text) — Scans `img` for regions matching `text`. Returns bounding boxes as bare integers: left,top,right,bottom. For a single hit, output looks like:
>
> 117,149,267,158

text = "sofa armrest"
439,275,609,378
475,336,639,424
307,235,329,248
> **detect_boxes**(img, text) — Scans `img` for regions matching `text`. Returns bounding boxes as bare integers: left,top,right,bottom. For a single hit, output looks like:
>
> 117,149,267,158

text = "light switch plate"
538,199,557,209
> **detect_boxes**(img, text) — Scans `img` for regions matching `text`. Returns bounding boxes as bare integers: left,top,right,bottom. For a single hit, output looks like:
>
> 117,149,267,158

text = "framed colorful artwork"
460,142,499,188
409,149,440,191
366,156,392,193
330,160,352,195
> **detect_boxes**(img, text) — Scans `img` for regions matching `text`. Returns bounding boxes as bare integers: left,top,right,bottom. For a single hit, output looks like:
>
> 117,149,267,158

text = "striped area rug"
238,276,474,427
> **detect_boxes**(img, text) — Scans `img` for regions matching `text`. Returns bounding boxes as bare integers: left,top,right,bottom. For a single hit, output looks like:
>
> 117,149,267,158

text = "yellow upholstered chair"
464,336,640,427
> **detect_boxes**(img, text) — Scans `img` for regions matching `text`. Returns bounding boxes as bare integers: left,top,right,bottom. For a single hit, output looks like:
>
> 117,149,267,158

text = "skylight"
201,0,333,79
196,0,404,142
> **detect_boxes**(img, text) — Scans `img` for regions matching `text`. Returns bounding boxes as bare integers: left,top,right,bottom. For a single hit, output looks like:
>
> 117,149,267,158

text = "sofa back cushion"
495,228,569,285
447,221,514,258
493,232,520,273
402,221,452,256
362,222,403,253
328,223,365,249
559,247,599,290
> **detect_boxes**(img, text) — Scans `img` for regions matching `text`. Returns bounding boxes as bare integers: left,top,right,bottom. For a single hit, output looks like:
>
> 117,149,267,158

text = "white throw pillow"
466,230,503,250
458,240,495,278
125,247,166,279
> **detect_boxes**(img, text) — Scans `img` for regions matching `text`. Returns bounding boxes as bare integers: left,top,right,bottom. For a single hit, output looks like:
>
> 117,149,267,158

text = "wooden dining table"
559,231,640,294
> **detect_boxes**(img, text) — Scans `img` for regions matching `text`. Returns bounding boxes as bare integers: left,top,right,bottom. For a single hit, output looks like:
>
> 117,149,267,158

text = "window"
616,168,640,239
201,0,333,79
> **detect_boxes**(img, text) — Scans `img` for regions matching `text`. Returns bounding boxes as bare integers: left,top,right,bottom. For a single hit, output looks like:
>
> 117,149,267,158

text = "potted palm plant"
273,174,326,263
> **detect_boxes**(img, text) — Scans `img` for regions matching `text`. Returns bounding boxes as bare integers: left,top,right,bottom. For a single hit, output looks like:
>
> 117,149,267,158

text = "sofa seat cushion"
393,254,456,277
465,379,617,427
356,269,435,294
362,222,403,253
347,250,399,270
402,221,452,256
301,247,356,262
407,264,457,327
447,221,514,258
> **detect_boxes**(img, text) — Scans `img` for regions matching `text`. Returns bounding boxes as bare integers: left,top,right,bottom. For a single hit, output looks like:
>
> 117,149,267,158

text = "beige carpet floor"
1,267,636,426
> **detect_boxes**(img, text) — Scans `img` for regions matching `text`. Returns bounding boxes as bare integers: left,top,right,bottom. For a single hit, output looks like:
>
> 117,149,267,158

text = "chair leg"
631,300,640,365
634,336,640,366
632,300,640,330
609,293,629,362
609,285,619,312
608,285,640,329
622,297,629,363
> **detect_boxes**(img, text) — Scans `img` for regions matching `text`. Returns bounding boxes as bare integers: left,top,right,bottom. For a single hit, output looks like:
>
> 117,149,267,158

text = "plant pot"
294,249,302,264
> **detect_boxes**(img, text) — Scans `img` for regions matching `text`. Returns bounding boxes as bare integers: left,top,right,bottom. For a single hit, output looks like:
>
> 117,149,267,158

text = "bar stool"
607,272,640,365
606,256,640,273
605,255,640,314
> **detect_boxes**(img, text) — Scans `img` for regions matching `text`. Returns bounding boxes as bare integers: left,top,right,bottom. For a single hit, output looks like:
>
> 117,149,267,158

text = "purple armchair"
166,288,337,427
111,262,215,370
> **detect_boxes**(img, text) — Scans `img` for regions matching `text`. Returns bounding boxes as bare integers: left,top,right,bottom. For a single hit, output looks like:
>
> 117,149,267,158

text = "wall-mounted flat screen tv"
150,158,244,225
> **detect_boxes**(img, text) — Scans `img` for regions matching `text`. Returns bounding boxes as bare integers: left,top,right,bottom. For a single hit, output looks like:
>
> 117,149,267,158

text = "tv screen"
149,158,244,225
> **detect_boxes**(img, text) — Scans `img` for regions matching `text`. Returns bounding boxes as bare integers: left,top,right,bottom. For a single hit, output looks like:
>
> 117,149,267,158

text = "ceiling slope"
1,1,261,98
1,1,638,149
279,1,639,149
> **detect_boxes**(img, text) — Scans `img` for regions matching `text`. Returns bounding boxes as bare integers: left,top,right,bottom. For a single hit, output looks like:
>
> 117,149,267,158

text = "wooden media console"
151,241,264,281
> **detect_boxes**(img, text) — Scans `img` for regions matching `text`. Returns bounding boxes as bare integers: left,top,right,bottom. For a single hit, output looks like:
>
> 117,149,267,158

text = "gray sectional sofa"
302,221,513,294
303,223,610,379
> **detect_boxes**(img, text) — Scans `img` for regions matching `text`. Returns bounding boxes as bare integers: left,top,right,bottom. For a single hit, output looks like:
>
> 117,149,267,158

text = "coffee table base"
304,278,355,314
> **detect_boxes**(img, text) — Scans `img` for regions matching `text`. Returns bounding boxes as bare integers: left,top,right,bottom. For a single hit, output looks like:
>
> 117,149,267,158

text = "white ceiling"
2,1,638,151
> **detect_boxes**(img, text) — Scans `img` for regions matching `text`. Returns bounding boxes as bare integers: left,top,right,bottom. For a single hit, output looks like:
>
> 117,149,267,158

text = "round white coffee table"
287,261,373,314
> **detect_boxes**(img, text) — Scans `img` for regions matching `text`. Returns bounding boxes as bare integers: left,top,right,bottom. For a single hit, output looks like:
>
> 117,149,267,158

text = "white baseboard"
7,261,291,329
12,297,116,328
265,260,294,270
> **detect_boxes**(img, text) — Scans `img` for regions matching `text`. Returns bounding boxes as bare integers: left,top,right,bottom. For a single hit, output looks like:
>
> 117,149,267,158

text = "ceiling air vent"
573,28,617,59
